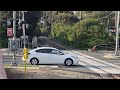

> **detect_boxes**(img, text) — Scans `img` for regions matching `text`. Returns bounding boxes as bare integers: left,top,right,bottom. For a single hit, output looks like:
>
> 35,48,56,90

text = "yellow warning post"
23,48,29,75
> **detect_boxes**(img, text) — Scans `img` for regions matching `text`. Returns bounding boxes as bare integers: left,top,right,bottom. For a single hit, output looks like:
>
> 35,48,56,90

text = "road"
1,50,118,79
1,38,120,79
68,50,120,74
2,52,96,74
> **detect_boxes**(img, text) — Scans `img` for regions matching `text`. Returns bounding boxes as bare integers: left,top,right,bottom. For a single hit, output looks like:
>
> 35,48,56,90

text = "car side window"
51,49,59,54
35,49,40,53
35,49,50,53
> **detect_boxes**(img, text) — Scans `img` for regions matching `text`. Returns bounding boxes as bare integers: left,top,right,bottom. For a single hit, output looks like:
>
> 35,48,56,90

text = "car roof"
36,47,58,50
29,47,59,52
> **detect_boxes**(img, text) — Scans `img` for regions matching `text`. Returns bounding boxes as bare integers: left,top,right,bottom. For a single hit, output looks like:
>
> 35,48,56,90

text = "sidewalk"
0,49,7,79
103,53,120,59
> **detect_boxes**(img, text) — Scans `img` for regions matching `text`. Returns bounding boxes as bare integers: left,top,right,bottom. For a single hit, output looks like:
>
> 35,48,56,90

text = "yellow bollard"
23,48,29,75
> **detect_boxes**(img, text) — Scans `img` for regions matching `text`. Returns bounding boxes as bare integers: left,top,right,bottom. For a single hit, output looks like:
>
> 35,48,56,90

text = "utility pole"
11,11,17,66
115,11,120,56
22,11,26,48
13,11,16,40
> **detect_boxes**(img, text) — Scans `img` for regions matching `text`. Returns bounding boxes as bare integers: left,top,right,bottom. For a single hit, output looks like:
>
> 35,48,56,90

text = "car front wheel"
30,58,39,65
64,59,73,66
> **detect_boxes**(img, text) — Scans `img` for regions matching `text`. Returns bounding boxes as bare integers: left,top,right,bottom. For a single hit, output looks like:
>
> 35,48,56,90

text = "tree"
39,11,79,37
24,11,42,41
0,11,12,48
50,11,115,49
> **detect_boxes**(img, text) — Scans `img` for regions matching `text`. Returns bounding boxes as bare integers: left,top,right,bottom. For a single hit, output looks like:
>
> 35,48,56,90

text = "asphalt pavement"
2,49,120,79
2,50,105,79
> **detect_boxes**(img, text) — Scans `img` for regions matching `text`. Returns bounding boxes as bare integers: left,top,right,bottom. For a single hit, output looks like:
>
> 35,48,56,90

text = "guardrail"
0,49,7,79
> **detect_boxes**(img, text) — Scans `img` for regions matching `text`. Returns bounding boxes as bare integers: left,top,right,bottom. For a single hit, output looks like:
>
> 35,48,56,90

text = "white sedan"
22,47,79,66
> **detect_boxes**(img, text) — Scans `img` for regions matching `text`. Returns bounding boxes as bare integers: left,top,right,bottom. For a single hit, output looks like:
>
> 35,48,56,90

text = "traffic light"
26,24,29,29
0,19,31,29
0,20,7,27
7,19,12,26
18,19,22,26
18,19,29,30
18,19,22,30
0,19,13,27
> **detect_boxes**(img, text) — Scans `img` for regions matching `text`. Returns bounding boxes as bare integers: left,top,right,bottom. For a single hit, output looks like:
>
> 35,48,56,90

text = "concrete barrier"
0,49,7,79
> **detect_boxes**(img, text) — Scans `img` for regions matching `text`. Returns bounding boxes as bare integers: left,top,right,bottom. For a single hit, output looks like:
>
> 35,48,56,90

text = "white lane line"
73,51,120,70
72,51,120,74
78,61,108,74
51,66,58,68
78,57,120,74
64,50,108,74
39,65,58,68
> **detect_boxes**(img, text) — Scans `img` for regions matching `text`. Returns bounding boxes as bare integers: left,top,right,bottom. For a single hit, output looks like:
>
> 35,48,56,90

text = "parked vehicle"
95,44,116,50
22,47,79,66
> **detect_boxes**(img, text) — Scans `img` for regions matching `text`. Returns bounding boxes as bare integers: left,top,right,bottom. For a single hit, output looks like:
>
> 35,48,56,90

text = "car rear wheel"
30,58,39,65
64,59,73,66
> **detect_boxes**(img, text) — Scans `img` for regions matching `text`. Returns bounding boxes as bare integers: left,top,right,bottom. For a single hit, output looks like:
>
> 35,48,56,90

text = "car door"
47,49,66,64
35,49,51,64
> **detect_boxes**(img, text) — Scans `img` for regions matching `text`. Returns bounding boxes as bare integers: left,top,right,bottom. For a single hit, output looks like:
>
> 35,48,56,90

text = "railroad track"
39,38,68,50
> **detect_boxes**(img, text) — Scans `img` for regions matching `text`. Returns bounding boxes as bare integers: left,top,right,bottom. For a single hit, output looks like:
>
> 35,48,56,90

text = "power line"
78,11,114,21
97,12,115,20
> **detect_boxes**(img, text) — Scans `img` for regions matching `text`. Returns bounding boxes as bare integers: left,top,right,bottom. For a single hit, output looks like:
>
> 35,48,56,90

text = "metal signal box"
9,40,19,51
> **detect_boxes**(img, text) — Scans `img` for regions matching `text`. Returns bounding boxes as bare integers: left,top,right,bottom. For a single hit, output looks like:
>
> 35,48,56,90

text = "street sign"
7,28,13,37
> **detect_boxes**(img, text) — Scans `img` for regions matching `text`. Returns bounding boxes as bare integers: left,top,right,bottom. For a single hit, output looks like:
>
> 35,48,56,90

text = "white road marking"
73,51,120,69
78,61,108,74
39,65,58,68
64,50,120,74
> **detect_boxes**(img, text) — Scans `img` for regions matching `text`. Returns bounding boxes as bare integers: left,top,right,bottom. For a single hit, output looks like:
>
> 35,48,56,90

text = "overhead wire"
97,11,115,20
